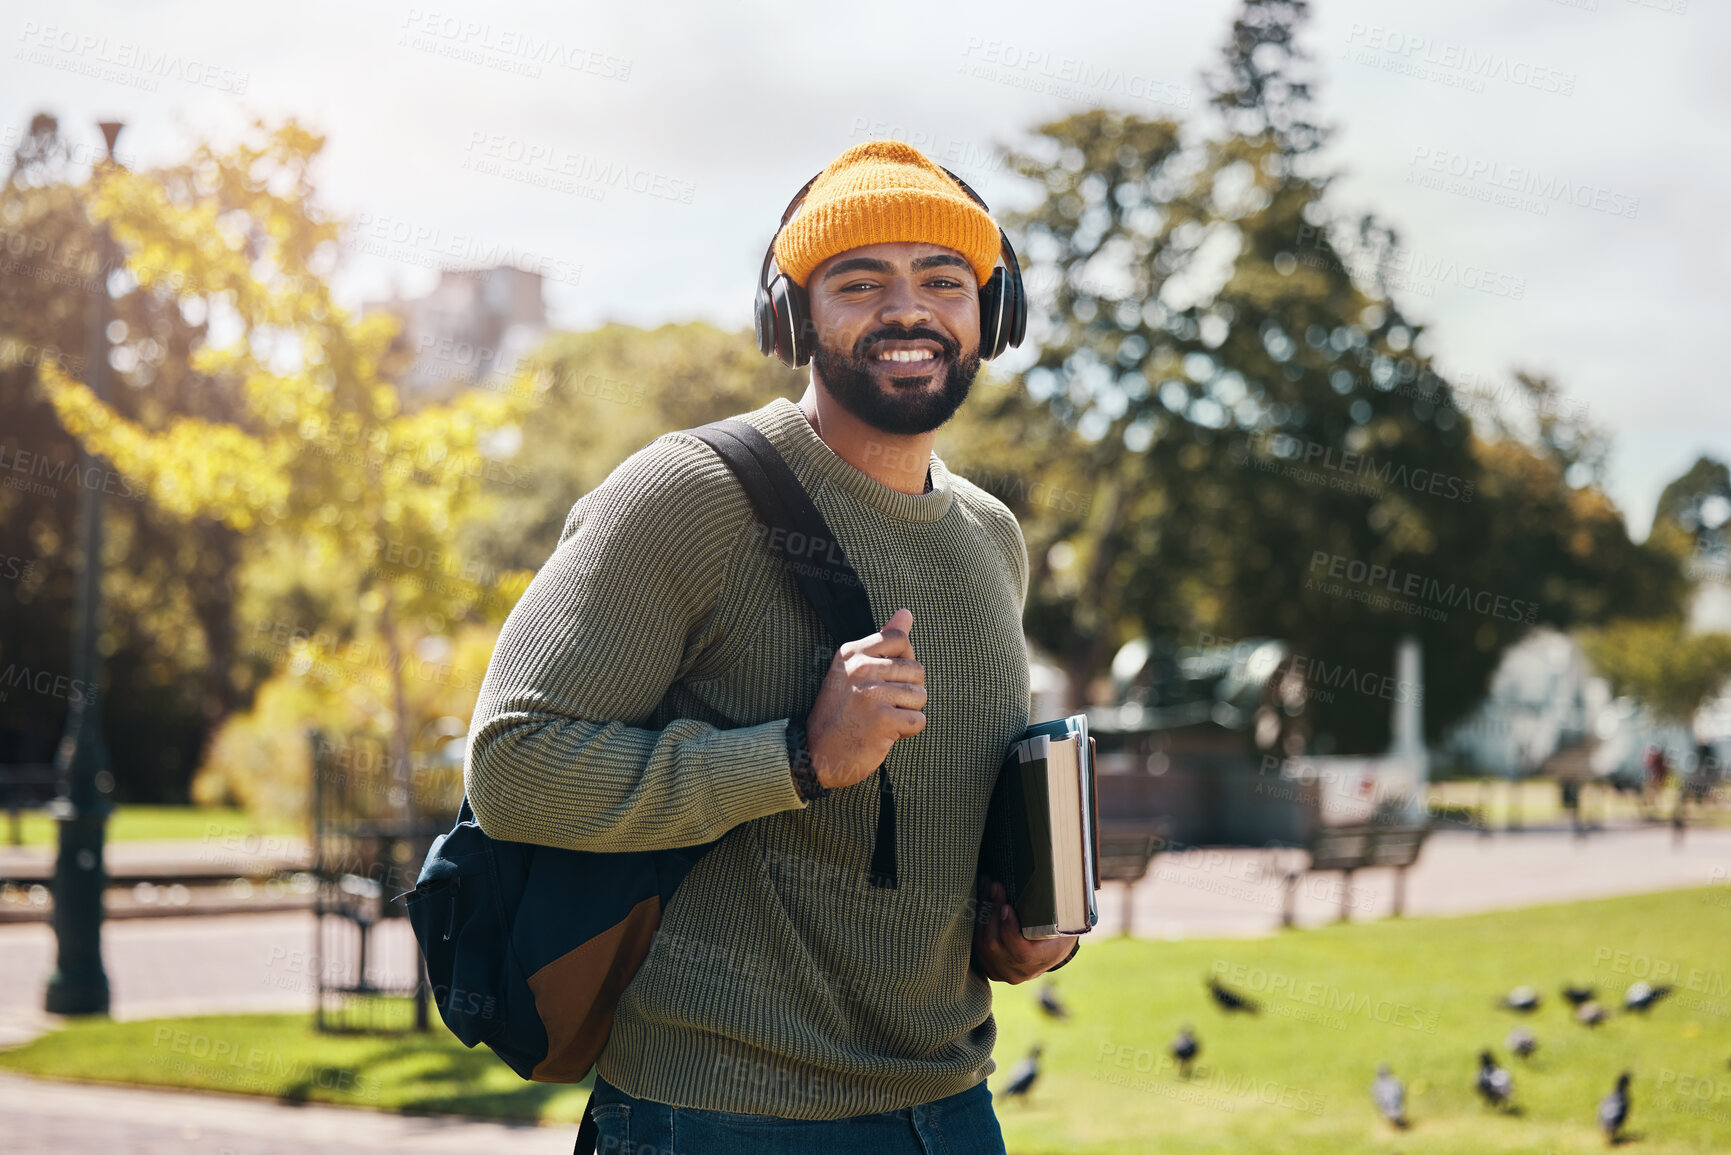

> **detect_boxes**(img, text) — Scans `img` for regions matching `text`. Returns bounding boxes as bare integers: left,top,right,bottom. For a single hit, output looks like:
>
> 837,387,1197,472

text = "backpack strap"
574,1091,598,1154
686,417,900,889
689,419,875,644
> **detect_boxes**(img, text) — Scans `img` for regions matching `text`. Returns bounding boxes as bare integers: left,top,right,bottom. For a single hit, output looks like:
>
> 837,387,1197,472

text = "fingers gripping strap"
687,418,899,888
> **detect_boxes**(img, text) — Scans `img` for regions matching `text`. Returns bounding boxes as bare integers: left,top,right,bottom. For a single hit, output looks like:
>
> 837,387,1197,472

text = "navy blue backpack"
402,418,889,1153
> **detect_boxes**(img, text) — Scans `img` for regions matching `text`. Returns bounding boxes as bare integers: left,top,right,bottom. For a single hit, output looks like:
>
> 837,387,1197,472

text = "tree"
1467,385,1683,634
977,0,1682,752
1571,457,1731,748
461,320,806,575
33,118,535,820
946,111,1199,711
1,112,253,798
986,17,1491,742
1579,619,1731,734
1649,455,1731,574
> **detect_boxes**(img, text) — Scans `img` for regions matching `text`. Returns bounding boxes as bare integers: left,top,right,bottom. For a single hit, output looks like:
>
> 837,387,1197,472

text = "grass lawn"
991,886,1731,1154
3,887,1730,1152
0,997,590,1121
5,805,304,847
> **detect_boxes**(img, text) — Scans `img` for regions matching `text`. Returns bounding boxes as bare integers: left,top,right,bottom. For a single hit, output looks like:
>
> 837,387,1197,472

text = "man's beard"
810,326,981,436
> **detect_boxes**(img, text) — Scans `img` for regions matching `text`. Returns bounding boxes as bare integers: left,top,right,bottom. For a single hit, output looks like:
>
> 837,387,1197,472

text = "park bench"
1095,824,1168,936
1,764,60,846
1095,772,1174,935
1285,820,1431,926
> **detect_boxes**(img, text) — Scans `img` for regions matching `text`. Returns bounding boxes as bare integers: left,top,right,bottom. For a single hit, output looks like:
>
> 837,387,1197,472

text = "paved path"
0,1072,573,1154
1094,822,1731,938
3,823,1729,1151
0,836,313,881
0,911,421,1049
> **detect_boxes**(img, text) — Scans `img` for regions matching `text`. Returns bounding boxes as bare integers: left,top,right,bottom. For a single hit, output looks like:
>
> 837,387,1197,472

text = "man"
465,140,1076,1154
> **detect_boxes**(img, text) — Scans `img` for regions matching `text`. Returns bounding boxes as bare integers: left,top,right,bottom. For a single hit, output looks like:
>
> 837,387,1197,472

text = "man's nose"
878,279,932,328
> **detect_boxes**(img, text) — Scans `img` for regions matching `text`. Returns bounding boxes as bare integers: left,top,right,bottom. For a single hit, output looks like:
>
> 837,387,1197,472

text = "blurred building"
1441,624,1728,781
364,266,548,406
1084,634,1428,846
1442,628,1603,778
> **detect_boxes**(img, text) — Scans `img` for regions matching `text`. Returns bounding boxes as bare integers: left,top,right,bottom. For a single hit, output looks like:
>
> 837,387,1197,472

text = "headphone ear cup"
784,281,813,369
768,276,810,369
768,277,794,367
754,280,779,360
978,270,1005,361
1005,259,1026,349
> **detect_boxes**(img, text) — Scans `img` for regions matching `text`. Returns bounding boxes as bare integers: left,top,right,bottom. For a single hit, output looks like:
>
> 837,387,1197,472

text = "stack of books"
977,714,1100,938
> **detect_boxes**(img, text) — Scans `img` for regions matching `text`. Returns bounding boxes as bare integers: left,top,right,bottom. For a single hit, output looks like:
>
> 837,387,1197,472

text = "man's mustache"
855,328,959,360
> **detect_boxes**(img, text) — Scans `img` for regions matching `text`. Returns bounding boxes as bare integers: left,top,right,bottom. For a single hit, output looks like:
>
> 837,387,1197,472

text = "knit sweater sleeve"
464,432,807,852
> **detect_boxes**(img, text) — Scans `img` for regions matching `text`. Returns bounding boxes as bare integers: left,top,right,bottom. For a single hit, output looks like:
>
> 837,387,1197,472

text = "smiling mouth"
871,350,943,369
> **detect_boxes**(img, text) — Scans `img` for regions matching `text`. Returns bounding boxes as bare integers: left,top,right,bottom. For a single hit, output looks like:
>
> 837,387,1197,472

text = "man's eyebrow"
820,253,971,282
821,257,893,283
911,253,969,272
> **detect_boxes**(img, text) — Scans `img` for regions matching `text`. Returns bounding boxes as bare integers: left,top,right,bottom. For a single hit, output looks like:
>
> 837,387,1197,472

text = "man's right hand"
804,608,927,790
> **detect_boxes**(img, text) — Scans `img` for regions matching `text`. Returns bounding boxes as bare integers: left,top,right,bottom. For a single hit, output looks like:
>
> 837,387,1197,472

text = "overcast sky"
6,0,1727,539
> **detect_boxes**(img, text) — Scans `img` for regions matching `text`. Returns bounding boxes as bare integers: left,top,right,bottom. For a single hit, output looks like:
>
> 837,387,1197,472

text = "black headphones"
754,165,1027,369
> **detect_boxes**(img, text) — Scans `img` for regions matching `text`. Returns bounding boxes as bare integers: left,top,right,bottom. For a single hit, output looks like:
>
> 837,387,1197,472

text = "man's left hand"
972,874,1077,984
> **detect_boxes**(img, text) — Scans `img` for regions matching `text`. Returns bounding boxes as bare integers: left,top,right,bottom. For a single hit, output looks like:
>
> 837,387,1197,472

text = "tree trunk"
195,527,242,723
1059,475,1127,712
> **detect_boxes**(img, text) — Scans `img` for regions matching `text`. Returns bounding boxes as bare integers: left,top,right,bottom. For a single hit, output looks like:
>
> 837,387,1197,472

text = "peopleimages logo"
346,212,583,287
461,132,696,205
1292,223,1527,302
1407,146,1641,220
1307,551,1538,624
1209,960,1439,1033
1342,24,1577,97
1195,634,1425,707
0,663,99,706
1258,435,1476,503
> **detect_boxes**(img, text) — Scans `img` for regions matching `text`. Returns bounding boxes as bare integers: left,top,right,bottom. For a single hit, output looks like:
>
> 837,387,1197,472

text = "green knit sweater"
465,395,1036,1118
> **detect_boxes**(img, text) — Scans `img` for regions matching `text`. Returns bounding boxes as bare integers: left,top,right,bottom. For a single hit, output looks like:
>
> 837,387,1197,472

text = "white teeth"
875,350,937,362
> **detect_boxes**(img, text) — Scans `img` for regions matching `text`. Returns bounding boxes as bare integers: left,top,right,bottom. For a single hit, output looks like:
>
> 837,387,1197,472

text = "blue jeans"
588,1072,1008,1155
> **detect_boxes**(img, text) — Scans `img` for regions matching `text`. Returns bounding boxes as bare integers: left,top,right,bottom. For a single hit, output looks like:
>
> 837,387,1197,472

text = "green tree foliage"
192,623,496,822
936,109,1197,710
1469,378,1683,632
1574,457,1731,740
463,320,806,572
954,0,1682,751
1579,619,1731,730
1649,454,1731,575
0,113,252,799
30,117,536,820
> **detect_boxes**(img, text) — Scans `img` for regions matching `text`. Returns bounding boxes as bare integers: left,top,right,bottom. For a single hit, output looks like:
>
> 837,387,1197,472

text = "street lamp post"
43,120,125,1017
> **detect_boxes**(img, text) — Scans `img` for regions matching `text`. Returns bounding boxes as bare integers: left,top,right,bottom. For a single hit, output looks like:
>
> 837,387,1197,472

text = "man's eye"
841,281,875,292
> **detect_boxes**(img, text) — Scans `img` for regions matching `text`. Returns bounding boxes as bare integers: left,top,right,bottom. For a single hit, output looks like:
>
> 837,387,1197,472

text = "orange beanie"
771,140,1002,290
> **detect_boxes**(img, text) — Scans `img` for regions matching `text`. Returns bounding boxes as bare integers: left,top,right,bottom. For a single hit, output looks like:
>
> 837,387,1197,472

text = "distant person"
1560,776,1584,837
465,140,1073,1154
1694,740,1720,786
1677,740,1718,825
1642,744,1669,819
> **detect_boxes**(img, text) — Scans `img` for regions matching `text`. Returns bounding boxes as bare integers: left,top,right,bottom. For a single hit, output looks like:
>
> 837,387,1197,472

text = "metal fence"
308,728,460,1034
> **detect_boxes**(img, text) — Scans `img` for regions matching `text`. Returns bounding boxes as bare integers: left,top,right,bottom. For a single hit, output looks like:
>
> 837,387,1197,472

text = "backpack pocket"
406,823,517,1050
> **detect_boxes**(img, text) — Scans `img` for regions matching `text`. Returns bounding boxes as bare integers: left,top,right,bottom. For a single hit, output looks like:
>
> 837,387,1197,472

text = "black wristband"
786,721,828,803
